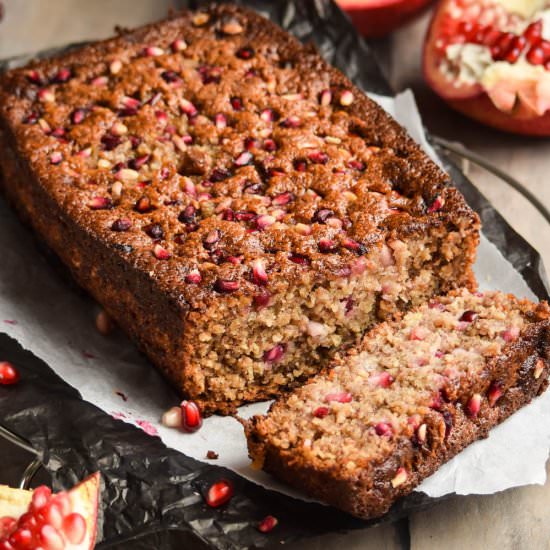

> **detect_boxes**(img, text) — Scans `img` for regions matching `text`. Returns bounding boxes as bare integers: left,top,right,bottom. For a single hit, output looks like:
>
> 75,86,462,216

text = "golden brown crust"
0,4,479,413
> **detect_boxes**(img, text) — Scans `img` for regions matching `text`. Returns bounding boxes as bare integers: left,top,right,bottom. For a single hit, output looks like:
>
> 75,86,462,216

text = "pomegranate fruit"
424,0,550,135
0,473,100,550
338,0,432,37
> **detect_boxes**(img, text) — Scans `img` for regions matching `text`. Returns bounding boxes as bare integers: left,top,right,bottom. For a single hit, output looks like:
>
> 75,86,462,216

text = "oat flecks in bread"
247,289,550,520
0,5,479,414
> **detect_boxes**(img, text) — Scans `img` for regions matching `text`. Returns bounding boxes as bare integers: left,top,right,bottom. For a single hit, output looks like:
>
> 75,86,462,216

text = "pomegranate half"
0,472,100,550
424,0,550,135
338,0,432,38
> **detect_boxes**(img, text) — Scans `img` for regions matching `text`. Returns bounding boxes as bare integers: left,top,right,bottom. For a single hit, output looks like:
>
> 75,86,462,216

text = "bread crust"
0,4,479,413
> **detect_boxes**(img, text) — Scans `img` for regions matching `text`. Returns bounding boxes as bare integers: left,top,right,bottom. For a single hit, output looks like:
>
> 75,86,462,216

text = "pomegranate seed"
100,134,121,151
236,46,254,59
255,214,275,230
128,154,150,171
180,98,198,117
38,88,55,103
178,205,196,224
111,122,128,136
313,406,330,418
280,115,301,128
325,391,352,404
88,196,112,210
160,71,180,84
318,238,337,253
230,97,243,111
153,244,170,260
169,38,186,52
111,218,132,232
375,422,393,436
487,382,503,407
23,111,39,125
185,270,202,284
52,68,71,83
260,108,274,122
339,90,354,106
205,479,233,507
313,209,334,223
27,70,43,85
342,238,366,255
466,393,482,417
459,310,477,323
427,195,445,213
391,467,408,488
263,344,285,363
31,486,52,511
493,32,515,60
61,513,86,545
501,326,520,342
257,515,278,533
263,138,277,151
180,400,202,432
347,160,365,171
524,20,543,45
289,254,310,265
215,113,227,129
135,196,153,213
121,96,141,110
505,36,527,63
203,229,221,250
319,89,332,106
235,151,253,166
91,75,108,87
253,291,271,309
368,371,394,388
251,258,268,286
307,151,329,164
39,524,64,550
49,152,63,165
235,211,255,222
210,168,232,182
10,528,33,547
161,406,182,428
526,46,545,65
214,279,239,293
144,45,164,56
70,108,87,125
244,137,259,150
109,59,123,74
272,192,294,206
0,362,20,386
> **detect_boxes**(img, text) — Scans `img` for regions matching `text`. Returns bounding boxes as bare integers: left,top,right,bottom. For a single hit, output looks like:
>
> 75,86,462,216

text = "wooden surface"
0,2,549,549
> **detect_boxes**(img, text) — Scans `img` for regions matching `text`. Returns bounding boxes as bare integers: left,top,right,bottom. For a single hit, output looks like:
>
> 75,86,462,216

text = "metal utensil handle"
433,135,550,225
0,423,42,489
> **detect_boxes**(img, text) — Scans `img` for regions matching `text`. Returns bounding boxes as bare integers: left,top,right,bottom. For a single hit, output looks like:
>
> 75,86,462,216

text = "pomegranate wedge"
424,0,550,135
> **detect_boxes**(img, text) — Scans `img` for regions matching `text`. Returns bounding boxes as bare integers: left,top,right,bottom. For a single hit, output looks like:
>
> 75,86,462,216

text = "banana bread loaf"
0,4,479,414
247,289,550,519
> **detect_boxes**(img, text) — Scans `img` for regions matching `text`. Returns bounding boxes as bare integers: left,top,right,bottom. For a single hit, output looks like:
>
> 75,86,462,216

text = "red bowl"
338,0,433,38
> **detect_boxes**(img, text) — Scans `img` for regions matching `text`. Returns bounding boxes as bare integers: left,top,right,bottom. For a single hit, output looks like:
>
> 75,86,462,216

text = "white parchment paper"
1,91,549,501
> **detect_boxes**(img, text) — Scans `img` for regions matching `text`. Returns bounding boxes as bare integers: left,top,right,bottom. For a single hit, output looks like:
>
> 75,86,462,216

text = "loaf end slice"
246,289,550,519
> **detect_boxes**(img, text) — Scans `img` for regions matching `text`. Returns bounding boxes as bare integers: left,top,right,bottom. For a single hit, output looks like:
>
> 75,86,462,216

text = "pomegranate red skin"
423,0,550,136
338,0,433,38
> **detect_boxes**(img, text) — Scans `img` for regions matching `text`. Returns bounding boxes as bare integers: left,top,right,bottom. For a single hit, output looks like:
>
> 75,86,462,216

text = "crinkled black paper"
0,1,548,549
